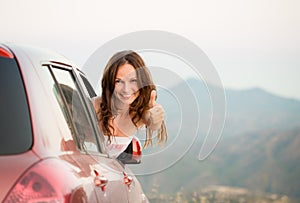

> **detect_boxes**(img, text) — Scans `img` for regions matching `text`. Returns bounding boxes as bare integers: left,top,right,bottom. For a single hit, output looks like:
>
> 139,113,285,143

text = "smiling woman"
92,50,167,158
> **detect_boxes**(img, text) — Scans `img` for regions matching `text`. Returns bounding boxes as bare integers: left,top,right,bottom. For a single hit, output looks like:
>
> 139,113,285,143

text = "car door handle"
94,170,108,192
123,172,133,189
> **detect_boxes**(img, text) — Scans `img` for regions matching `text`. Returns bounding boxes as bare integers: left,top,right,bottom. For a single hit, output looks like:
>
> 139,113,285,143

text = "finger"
149,90,157,107
150,105,164,115
150,112,164,123
149,106,164,122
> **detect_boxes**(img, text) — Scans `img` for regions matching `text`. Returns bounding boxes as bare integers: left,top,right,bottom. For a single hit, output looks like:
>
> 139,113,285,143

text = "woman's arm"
91,96,101,115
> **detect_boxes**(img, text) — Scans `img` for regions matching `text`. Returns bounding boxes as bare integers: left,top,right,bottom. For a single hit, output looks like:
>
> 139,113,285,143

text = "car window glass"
37,65,75,151
50,67,100,153
0,57,32,154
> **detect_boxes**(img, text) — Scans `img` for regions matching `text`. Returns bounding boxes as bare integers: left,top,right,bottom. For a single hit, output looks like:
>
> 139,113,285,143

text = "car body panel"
8,44,78,157
0,43,148,202
0,151,39,199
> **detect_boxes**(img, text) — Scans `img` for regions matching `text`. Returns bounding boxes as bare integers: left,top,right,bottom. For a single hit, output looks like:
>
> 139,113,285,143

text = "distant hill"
225,86,300,136
182,78,300,136
138,128,300,199
134,78,300,200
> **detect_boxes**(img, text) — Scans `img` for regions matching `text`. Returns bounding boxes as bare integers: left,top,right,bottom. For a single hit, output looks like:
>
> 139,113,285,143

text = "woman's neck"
115,102,130,118
117,110,130,119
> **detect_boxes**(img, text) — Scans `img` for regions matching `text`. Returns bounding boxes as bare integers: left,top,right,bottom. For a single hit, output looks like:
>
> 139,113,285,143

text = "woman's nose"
122,81,130,92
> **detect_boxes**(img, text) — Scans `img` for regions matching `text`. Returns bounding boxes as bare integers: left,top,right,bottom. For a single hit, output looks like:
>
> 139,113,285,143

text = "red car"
0,43,147,202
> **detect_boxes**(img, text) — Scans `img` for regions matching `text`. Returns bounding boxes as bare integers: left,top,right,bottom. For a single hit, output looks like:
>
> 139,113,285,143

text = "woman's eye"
131,79,137,83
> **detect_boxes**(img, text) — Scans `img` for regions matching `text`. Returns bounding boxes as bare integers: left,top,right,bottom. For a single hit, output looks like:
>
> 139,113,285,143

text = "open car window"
76,73,107,152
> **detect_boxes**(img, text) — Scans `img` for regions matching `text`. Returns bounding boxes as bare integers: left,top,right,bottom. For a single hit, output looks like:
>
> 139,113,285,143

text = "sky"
1,0,299,100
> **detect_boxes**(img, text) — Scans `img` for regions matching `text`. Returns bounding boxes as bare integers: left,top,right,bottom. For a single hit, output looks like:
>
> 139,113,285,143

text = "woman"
93,50,167,158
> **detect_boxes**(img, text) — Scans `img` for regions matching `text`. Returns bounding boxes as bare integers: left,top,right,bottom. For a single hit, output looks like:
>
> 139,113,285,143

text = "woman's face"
114,63,140,106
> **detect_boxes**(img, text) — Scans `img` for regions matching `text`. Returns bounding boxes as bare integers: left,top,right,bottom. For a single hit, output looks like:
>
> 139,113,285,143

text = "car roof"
4,43,73,66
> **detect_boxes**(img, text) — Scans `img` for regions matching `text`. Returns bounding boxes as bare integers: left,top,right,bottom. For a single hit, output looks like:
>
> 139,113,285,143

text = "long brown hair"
96,50,167,147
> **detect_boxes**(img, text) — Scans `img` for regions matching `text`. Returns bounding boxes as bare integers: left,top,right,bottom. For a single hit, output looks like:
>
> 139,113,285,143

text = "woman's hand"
143,90,165,130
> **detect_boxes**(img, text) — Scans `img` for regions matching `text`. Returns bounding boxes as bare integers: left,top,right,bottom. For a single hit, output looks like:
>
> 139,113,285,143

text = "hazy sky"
1,0,299,99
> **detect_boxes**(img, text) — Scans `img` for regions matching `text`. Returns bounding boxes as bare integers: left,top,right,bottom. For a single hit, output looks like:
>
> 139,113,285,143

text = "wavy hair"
96,50,167,147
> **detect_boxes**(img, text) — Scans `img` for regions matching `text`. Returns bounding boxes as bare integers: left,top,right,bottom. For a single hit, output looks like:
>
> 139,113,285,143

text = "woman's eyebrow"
129,76,137,79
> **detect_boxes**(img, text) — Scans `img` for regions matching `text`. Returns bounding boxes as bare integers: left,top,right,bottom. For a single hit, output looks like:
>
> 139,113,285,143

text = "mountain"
225,87,300,136
133,78,300,200
183,78,300,136
138,128,300,200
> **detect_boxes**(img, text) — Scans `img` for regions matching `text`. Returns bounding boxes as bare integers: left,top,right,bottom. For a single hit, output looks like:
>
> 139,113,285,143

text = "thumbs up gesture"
149,89,157,108
143,90,165,130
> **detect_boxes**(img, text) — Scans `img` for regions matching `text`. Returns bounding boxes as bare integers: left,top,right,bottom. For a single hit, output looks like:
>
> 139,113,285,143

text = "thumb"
149,90,157,107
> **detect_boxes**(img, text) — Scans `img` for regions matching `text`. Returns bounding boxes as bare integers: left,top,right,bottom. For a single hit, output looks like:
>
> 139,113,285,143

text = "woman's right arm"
91,96,101,115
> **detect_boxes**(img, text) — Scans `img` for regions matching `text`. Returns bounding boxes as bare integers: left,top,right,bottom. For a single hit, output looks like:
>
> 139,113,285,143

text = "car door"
45,63,130,202
79,72,149,202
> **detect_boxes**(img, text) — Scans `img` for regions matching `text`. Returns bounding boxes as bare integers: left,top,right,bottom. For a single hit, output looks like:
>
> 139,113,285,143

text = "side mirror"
117,137,142,164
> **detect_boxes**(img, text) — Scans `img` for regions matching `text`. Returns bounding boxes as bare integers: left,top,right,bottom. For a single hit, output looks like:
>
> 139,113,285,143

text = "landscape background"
135,78,300,202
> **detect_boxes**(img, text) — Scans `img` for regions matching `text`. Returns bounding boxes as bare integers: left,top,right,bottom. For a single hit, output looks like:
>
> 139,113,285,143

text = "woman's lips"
120,94,132,99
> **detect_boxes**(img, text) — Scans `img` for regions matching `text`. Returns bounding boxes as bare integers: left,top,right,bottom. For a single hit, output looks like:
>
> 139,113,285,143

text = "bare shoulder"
91,96,101,111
